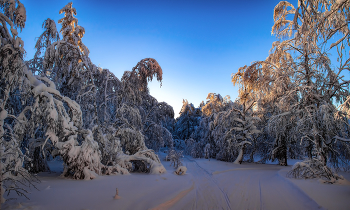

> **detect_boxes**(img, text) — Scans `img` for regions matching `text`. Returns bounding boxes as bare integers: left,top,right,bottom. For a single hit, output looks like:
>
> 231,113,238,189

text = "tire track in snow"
185,157,232,210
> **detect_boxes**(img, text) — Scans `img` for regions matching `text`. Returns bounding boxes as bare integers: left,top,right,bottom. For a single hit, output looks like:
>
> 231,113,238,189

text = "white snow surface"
3,153,350,210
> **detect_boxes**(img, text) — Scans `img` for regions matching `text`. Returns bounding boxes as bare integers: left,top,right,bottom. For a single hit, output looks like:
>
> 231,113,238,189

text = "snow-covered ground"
3,153,350,210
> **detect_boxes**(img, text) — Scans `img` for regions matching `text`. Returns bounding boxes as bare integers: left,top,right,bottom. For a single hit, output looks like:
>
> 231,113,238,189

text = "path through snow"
3,154,349,210
168,156,323,210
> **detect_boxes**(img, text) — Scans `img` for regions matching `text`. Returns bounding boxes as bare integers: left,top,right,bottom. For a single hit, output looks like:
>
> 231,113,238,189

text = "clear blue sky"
20,0,298,117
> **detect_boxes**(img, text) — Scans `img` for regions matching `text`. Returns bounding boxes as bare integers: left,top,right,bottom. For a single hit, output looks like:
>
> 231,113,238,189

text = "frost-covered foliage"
26,18,60,78
202,93,232,117
1,1,172,205
183,138,201,158
0,133,39,204
142,94,174,151
185,94,237,160
40,3,95,121
23,2,172,180
56,130,102,180
0,0,26,30
114,104,146,155
287,159,344,184
273,0,350,168
174,99,201,140
34,18,59,57
165,149,183,168
268,111,298,166
2,60,104,182
230,101,260,164
172,93,261,163
16,69,89,177
231,0,350,175
173,139,186,150
113,58,173,157
208,98,260,163
175,91,261,163
123,58,163,93
58,2,88,55
113,149,166,174
0,0,39,204
271,0,350,169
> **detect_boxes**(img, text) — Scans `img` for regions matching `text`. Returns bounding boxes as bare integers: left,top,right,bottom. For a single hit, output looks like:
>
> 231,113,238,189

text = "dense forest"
1,0,350,205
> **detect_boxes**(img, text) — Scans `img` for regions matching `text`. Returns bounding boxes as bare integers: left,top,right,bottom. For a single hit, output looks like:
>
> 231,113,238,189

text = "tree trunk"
0,141,3,208
249,146,255,163
234,144,246,164
28,147,50,173
307,140,313,159
278,136,288,166
315,135,327,166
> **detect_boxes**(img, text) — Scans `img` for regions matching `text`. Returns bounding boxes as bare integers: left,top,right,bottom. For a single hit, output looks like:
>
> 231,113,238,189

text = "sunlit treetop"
58,2,88,56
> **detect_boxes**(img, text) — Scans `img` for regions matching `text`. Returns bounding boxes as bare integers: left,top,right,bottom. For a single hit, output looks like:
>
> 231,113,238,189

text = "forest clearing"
1,0,350,209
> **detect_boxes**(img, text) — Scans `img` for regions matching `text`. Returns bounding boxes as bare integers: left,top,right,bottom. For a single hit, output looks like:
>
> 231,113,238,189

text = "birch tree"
232,0,349,179
272,0,350,174
0,0,38,205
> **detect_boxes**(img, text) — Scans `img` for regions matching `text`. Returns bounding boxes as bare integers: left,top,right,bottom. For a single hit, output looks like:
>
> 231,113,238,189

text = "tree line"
172,0,350,182
0,1,174,204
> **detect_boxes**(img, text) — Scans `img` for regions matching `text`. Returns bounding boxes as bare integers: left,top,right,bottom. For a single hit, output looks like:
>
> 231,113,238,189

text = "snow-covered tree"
58,2,88,55
174,99,201,140
165,149,183,168
232,0,350,178
232,34,299,166
201,93,232,117
205,111,234,161
204,143,210,160
177,93,259,162
114,104,146,155
213,97,260,164
0,0,38,205
25,2,170,179
141,94,174,151
26,18,59,78
184,138,202,158
271,0,350,172
43,3,97,127
94,68,122,125
195,93,237,160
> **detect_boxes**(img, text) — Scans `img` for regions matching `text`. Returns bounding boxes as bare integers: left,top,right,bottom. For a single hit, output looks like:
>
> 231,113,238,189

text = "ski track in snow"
5,155,347,210
170,156,324,210
185,156,232,210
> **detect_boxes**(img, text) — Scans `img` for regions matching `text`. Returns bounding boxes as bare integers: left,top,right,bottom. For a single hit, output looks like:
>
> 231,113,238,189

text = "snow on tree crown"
58,2,89,56
0,0,26,30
